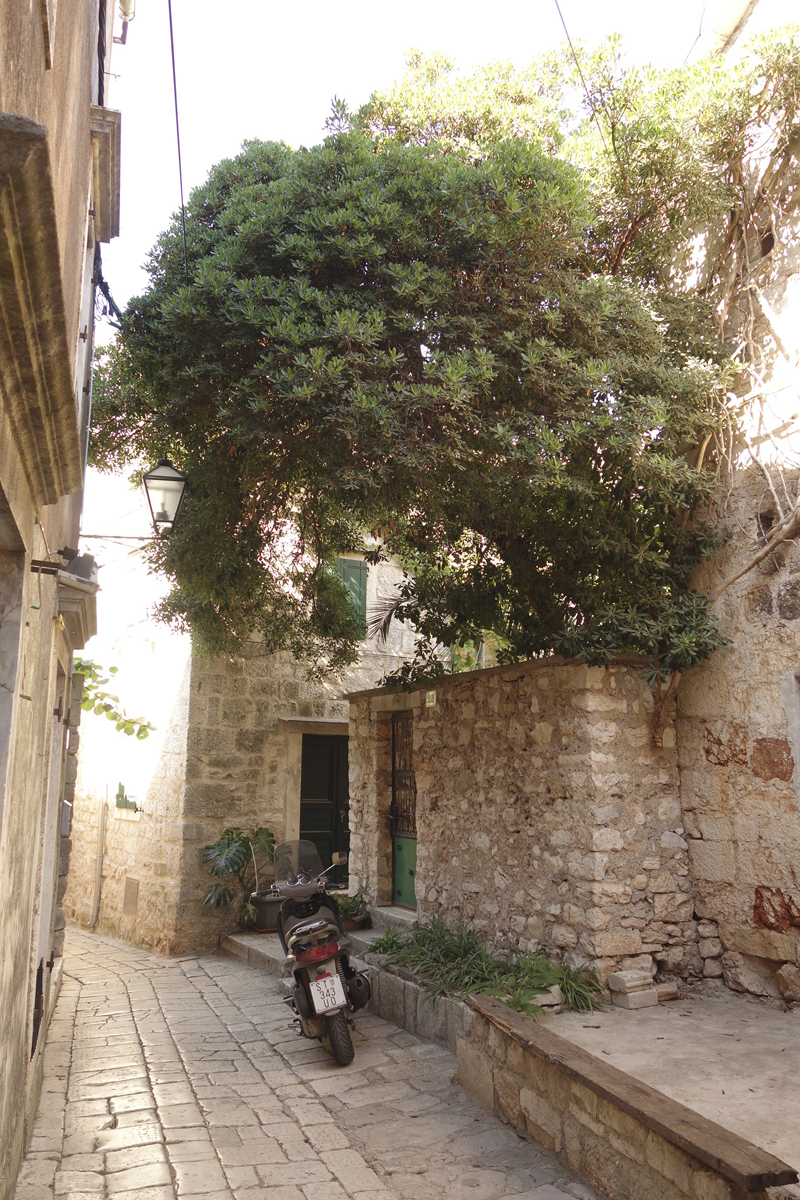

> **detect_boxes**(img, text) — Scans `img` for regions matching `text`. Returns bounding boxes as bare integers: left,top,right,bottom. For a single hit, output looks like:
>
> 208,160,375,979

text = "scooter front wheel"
325,1010,354,1066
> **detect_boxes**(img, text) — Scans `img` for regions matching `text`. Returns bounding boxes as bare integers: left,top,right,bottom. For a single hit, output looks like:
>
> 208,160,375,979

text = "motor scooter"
253,839,371,1065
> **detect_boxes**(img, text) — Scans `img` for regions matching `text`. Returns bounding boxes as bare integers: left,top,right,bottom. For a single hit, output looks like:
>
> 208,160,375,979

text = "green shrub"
202,827,276,927
335,889,365,921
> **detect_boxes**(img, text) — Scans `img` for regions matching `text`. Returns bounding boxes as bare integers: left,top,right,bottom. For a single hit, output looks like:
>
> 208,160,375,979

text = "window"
336,558,367,637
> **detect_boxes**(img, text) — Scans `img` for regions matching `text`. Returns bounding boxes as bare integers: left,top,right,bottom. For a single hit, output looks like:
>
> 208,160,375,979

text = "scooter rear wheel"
325,1011,354,1066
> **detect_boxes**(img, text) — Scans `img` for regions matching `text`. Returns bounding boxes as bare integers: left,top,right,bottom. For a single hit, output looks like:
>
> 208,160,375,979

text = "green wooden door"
300,734,349,887
393,836,417,908
391,711,417,909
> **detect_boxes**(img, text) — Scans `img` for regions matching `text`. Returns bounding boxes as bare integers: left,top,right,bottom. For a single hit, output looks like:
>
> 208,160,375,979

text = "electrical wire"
167,0,189,285
553,0,610,155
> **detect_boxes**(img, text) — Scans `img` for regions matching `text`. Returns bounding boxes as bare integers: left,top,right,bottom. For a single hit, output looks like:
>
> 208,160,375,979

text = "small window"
336,558,367,637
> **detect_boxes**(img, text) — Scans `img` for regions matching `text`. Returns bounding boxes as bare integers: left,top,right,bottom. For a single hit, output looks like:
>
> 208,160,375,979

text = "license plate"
308,973,347,1014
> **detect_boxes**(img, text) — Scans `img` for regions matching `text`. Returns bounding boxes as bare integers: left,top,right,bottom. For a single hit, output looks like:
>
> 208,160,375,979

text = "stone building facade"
676,476,800,1000
64,558,417,955
0,1,121,1197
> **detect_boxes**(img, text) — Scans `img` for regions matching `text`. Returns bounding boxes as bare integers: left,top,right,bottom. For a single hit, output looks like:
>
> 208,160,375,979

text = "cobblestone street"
15,927,602,1200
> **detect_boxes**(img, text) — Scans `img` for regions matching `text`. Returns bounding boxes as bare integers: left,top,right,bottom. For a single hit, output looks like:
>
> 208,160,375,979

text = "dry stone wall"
349,659,701,982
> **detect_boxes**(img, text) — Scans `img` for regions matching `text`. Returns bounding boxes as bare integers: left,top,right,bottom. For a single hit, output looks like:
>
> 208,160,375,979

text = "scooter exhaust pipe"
347,973,371,1010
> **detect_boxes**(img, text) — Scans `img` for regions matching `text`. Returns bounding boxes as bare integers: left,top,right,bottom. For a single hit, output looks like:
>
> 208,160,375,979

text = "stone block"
571,692,627,712
721,952,781,998
691,1169,736,1200
645,1129,694,1195
751,736,794,781
655,982,680,1001
698,938,723,958
456,1035,494,1110
592,828,624,851
494,1068,521,1127
581,1129,627,1200
520,1085,563,1152
653,893,694,923
415,992,446,1046
487,1021,508,1066
402,979,418,1036
703,958,723,978
720,924,798,963
612,988,658,1009
687,840,735,884
443,996,467,1053
697,920,719,939
607,970,652,994
594,929,642,957
378,970,405,1027
367,968,380,1015
776,961,800,1001
660,831,688,851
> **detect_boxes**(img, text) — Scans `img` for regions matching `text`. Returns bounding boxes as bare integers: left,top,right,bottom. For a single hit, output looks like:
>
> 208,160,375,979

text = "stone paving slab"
14,926,606,1200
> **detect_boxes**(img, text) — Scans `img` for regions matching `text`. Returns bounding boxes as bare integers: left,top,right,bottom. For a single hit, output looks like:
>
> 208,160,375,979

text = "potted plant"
335,888,368,931
202,827,277,931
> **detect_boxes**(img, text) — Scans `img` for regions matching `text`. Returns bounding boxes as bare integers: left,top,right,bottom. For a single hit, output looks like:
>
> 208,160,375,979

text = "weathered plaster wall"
349,659,700,983
678,469,800,1001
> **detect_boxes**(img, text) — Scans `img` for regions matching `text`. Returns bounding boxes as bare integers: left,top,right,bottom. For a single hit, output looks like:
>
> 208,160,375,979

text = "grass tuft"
368,914,603,1017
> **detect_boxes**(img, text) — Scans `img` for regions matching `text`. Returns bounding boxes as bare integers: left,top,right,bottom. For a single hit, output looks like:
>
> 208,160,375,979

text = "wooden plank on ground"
467,993,797,1192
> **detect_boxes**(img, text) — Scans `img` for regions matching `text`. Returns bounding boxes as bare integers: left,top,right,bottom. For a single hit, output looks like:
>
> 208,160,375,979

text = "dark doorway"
300,734,349,887
391,711,417,909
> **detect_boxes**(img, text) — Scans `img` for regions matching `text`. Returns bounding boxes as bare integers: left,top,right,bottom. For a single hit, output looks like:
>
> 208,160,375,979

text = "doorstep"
367,904,418,933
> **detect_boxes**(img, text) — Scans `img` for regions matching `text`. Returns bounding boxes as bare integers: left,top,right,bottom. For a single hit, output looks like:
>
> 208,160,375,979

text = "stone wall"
66,659,193,954
349,659,701,982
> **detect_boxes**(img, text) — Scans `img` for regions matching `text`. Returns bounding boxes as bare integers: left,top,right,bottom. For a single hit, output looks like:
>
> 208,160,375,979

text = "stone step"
367,904,418,934
220,929,369,978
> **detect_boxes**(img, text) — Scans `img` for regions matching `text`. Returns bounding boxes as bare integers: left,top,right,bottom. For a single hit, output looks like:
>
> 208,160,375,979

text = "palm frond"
366,594,407,642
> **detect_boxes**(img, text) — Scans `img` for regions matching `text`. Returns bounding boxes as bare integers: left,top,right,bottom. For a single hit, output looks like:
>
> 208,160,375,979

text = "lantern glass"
142,458,187,532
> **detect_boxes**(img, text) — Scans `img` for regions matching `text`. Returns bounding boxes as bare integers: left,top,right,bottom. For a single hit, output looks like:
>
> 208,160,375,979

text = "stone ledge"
464,992,797,1199
220,931,289,978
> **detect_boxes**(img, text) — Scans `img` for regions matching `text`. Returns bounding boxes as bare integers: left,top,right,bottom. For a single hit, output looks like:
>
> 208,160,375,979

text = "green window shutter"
336,558,368,637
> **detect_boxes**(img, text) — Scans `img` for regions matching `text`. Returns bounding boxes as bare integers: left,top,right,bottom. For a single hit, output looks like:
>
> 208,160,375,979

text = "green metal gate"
391,711,417,909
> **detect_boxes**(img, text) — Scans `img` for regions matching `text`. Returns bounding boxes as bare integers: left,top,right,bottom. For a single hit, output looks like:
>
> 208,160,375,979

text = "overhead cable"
553,0,611,155
167,0,189,284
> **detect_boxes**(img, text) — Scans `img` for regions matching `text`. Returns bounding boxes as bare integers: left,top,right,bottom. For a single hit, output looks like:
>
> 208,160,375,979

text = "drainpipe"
87,786,107,927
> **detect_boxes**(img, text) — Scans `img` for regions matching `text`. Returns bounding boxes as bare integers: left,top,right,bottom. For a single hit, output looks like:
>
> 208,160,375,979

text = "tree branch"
708,505,800,603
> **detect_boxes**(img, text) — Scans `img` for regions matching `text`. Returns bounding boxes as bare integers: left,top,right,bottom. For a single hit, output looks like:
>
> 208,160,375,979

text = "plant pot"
342,915,368,932
251,894,281,932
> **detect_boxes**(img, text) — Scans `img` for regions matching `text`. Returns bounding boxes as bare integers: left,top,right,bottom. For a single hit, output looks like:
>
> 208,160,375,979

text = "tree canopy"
89,27,800,680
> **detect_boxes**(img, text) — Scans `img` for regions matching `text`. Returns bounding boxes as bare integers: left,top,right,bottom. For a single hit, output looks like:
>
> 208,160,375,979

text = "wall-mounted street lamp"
78,457,188,548
142,458,188,537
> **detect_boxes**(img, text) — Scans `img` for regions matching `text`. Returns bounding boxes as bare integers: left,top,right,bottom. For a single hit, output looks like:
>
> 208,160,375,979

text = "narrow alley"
15,928,601,1200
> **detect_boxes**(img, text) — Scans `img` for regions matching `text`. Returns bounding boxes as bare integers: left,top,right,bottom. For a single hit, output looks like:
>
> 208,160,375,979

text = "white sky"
99,0,754,312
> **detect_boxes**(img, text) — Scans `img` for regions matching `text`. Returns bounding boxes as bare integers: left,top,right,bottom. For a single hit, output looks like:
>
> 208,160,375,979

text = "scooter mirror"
331,851,348,866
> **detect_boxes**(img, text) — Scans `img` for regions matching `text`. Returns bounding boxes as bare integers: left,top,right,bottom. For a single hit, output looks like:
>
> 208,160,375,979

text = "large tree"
93,107,730,678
